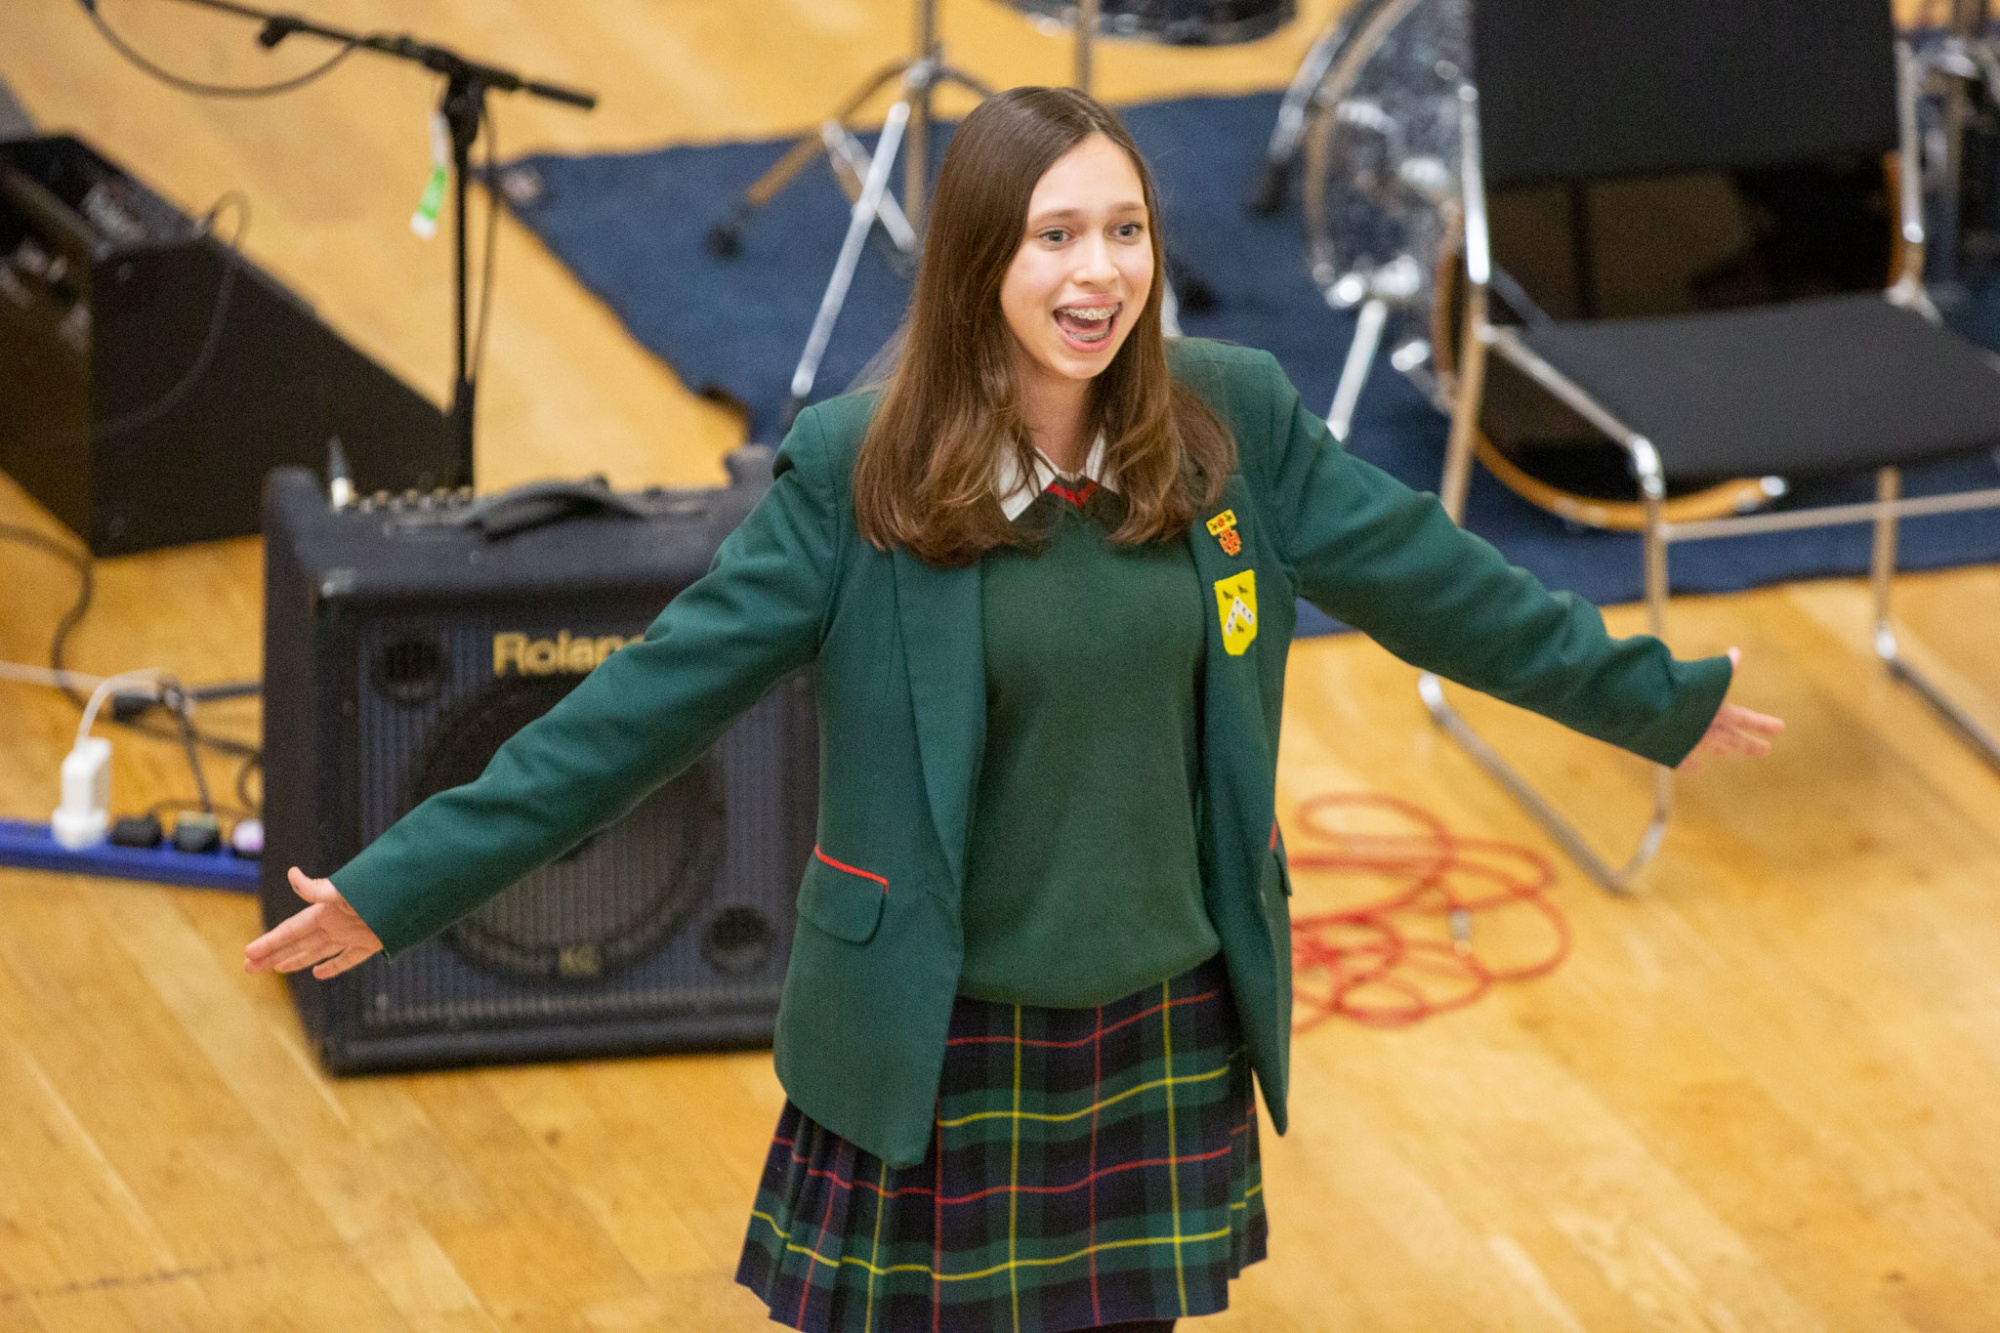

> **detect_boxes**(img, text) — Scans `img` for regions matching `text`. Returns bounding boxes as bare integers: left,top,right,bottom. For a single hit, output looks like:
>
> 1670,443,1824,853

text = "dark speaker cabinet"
0,135,454,555
260,461,817,1073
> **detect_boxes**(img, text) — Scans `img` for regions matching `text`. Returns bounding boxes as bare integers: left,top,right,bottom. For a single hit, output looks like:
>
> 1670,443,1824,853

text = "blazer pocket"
798,846,888,944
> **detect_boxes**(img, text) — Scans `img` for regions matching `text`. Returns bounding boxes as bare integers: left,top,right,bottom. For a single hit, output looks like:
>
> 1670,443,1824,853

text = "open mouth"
1054,302,1121,352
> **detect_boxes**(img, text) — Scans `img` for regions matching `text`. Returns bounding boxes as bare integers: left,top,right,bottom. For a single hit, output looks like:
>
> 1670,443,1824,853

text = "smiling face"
998,132,1156,407
853,88,1231,564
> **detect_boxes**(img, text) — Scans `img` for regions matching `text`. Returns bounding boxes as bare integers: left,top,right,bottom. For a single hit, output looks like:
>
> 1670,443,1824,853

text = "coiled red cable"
1286,792,1569,1030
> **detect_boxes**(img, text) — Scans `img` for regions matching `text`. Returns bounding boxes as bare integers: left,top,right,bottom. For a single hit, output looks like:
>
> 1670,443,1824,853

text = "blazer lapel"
1185,483,1277,909
892,547,986,891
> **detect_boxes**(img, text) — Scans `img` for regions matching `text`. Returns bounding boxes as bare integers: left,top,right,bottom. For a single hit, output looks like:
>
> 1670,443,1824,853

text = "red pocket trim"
813,845,888,892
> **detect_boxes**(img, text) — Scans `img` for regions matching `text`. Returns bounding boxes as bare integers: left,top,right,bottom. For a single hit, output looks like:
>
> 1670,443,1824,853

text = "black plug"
109,690,161,723
109,813,164,848
171,812,222,855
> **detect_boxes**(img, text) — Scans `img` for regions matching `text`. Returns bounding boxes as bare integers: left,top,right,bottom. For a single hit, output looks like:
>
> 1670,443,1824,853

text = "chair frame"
1428,42,2000,893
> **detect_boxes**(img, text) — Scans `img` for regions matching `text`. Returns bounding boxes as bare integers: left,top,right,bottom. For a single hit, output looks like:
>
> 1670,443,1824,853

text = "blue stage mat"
497,92,2000,634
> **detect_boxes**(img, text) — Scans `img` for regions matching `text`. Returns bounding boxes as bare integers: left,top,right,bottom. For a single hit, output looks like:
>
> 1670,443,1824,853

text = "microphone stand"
147,0,598,489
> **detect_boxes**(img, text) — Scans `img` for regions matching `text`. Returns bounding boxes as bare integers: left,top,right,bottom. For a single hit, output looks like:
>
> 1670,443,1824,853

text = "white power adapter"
52,736,113,849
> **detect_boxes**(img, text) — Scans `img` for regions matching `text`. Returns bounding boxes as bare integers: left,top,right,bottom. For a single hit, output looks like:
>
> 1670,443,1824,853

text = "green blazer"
333,340,1731,1168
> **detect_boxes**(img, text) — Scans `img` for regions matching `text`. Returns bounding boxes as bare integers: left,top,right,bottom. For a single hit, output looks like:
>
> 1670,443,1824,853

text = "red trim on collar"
1047,479,1099,508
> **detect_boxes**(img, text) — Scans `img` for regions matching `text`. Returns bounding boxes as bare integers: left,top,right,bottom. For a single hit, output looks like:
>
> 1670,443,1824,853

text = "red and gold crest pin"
1205,509,1243,557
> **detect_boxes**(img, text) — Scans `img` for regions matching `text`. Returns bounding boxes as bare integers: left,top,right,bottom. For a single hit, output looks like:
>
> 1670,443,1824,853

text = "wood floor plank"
87,882,488,1326
397,1073,654,1327
0,1033,183,1311
482,1063,749,1285
1293,1006,1835,1330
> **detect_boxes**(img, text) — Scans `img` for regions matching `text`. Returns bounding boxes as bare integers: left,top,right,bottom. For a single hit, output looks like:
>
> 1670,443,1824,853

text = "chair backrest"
1472,0,1902,190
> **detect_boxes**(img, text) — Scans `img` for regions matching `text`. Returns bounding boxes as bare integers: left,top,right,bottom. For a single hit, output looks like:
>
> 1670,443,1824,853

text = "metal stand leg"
709,0,994,428
1871,466,2000,771
1328,297,1388,440
705,59,909,259
1421,320,1677,894
1326,257,1422,439
1073,0,1099,95
782,100,912,432
1438,289,1488,523
1419,674,1673,893
821,122,917,254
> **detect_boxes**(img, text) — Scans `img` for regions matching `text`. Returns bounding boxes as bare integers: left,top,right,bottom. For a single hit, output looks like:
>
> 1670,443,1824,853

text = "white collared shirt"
993,433,1117,522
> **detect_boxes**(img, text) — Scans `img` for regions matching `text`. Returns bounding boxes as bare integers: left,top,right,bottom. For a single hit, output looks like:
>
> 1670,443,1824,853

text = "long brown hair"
851,87,1234,566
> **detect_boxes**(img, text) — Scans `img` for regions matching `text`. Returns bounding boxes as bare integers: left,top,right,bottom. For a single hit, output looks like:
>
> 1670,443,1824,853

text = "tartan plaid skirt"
736,953,1266,1333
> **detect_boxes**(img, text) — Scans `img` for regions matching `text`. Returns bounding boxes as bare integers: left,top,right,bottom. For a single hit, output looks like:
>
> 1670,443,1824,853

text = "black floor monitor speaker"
0,135,454,556
260,457,817,1073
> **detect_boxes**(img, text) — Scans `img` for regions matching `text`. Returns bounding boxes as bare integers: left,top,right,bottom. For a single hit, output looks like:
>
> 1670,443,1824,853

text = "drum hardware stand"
141,0,596,490
1324,257,1421,440
781,94,913,432
1916,0,2000,288
1250,0,1380,215
1071,0,1102,94
704,5,990,261
1295,0,1483,437
1317,127,1465,436
702,0,991,432
1325,253,1551,440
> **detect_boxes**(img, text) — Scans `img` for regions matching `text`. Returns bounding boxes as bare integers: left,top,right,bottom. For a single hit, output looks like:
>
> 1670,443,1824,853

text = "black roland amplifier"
260,456,817,1073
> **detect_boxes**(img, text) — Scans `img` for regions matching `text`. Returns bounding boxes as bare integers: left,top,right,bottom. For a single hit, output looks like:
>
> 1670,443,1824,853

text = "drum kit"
709,0,1462,445
716,0,1997,508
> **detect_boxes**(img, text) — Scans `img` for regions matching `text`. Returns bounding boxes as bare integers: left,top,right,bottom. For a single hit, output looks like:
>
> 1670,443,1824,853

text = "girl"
247,87,1781,1332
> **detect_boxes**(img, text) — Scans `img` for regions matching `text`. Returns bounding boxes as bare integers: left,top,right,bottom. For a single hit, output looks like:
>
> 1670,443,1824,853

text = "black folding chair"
1432,0,2000,890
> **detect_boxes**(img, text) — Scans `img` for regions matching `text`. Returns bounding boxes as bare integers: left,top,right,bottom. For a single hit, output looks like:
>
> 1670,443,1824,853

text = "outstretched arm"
1251,350,1751,767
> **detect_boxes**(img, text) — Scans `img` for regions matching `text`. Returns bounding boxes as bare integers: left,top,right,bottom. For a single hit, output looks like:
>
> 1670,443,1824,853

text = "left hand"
244,866,384,980
1680,647,1786,771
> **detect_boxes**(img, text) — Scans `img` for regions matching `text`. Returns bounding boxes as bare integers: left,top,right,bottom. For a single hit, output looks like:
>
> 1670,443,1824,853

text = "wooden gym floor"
2,0,1998,1327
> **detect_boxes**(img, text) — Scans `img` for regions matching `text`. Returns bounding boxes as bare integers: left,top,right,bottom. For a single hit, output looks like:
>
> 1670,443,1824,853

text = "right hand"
244,866,385,980
1678,647,1786,772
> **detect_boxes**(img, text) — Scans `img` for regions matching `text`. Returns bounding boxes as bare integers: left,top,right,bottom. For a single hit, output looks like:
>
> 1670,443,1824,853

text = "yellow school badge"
1214,571,1258,656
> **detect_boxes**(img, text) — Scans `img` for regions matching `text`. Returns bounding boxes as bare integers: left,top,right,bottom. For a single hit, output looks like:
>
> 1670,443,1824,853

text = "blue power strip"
0,819,260,893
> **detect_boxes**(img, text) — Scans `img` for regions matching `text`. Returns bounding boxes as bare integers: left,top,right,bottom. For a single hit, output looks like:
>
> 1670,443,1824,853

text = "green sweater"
959,487,1217,1007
